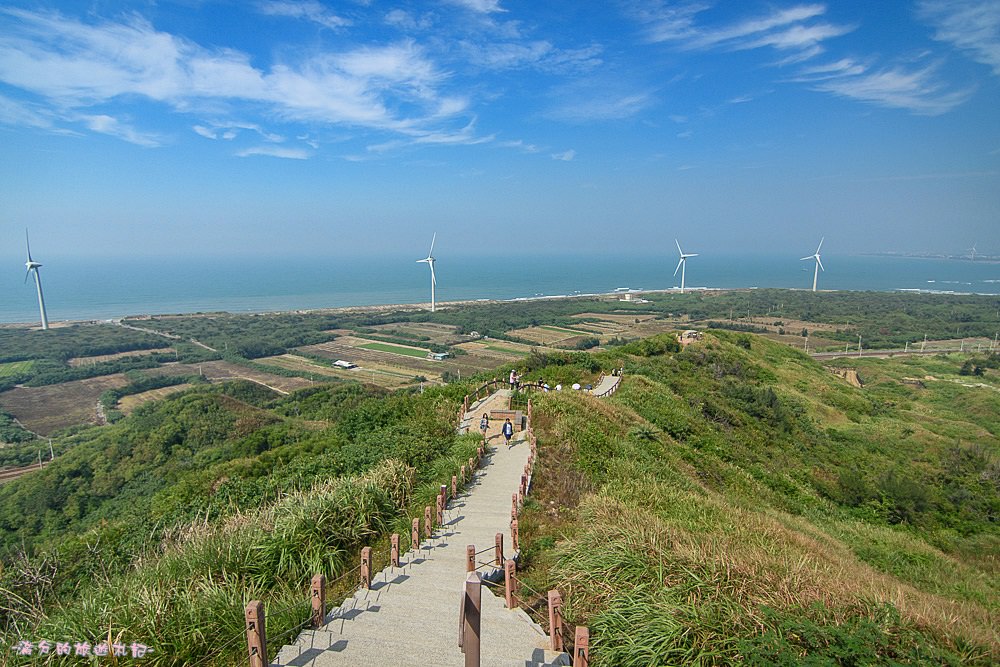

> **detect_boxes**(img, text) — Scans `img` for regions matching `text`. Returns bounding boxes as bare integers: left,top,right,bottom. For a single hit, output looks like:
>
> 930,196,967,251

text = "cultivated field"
367,322,469,346
255,354,345,379
68,347,174,367
0,361,34,377
508,325,595,346
140,361,316,395
0,375,129,435
118,384,195,414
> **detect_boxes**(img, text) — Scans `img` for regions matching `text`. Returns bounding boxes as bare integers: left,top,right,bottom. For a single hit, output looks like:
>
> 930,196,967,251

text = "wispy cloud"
78,113,162,146
806,61,973,115
445,0,507,14
918,0,1000,75
235,145,310,159
636,2,851,62
551,149,575,161
0,9,473,146
257,1,350,30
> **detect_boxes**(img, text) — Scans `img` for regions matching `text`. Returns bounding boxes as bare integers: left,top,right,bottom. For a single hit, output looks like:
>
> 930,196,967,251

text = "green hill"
519,332,998,664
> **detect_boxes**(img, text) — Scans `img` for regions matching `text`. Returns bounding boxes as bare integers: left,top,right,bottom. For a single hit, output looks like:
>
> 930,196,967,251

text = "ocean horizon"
4,253,999,325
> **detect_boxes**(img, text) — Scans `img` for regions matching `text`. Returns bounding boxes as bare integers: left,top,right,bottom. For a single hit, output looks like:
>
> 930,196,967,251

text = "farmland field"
0,361,34,377
255,354,345,379
0,375,129,435
367,322,468,346
118,384,195,414
140,361,316,394
358,341,430,358
68,347,173,367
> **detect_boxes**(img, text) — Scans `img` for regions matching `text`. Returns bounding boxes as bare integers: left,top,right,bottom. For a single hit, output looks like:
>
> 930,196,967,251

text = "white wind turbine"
24,230,49,330
969,243,977,262
801,237,825,292
416,232,437,312
674,239,698,293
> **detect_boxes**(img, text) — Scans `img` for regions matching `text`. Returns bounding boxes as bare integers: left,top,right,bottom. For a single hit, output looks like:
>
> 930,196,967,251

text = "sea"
3,254,999,325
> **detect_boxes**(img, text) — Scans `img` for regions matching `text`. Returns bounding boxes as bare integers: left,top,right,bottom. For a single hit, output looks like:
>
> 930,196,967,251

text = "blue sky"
1,0,998,260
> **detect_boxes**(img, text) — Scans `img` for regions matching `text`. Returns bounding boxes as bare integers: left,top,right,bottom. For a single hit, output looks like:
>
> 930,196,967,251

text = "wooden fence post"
361,547,372,589
245,600,267,667
425,506,433,537
390,534,400,568
575,626,590,666
504,559,518,609
412,518,420,549
548,590,564,652
494,533,503,566
511,492,518,519
511,519,519,552
311,574,326,629
460,464,466,484
452,475,458,498
436,493,445,526
462,573,481,667
441,483,449,503
466,544,476,572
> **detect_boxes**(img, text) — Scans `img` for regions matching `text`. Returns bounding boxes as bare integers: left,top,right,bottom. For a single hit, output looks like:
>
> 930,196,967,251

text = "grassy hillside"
519,333,998,664
0,379,475,664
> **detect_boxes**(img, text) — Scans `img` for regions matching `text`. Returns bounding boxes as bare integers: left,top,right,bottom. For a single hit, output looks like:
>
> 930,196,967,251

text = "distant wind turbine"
969,243,977,262
416,232,437,312
674,239,698,293
24,230,49,330
800,237,825,292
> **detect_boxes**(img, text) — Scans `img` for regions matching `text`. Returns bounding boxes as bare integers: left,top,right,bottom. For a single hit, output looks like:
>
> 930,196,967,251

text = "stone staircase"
270,391,569,667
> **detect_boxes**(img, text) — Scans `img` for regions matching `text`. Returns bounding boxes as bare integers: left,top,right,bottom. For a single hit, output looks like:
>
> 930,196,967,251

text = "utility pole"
858,334,862,358
904,341,908,353
48,438,54,461
922,334,927,352
38,451,43,469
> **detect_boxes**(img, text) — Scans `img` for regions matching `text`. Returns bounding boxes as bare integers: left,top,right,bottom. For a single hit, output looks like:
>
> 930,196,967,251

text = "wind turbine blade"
25,230,32,262
816,256,825,272
687,253,699,258
674,258,684,276
24,269,31,284
675,239,683,255
799,256,812,261
815,236,824,254
428,232,436,257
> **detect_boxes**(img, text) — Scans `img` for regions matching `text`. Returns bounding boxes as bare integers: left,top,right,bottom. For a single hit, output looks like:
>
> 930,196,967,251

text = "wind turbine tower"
674,239,698,294
801,237,825,292
416,232,437,312
24,230,49,330
970,243,977,262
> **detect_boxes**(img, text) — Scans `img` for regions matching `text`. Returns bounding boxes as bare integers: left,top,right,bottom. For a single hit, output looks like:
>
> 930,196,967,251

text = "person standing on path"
480,413,490,440
509,369,519,391
502,418,514,449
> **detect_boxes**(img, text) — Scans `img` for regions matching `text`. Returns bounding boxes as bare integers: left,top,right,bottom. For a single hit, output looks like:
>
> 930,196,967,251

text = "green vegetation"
0,378,476,664
517,332,998,664
358,341,430,358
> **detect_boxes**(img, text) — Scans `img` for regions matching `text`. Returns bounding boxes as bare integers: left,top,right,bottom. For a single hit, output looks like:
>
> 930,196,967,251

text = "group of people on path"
479,412,515,449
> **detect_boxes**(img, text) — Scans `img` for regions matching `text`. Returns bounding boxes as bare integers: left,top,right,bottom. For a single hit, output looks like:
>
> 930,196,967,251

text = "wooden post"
511,492,518,519
548,590,564,651
575,627,590,666
452,475,458,498
361,547,372,589
436,493,444,526
425,506,433,537
466,544,476,572
310,574,326,629
504,559,518,609
441,483,449,503
412,517,420,549
520,473,528,497
462,573,481,667
460,464,466,484
390,534,400,568
245,600,267,667
494,532,504,566
511,519,519,552
468,456,475,471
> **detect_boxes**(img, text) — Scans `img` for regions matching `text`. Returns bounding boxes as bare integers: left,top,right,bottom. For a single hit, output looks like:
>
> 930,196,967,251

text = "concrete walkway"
270,391,567,667
590,374,620,396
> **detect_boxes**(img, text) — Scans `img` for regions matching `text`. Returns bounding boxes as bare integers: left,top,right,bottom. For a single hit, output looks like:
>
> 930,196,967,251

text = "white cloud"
551,149,575,161
546,89,654,122
0,9,473,146
811,62,973,115
236,145,310,159
918,0,1000,75
445,0,506,14
257,1,350,30
193,124,217,139
78,113,161,146
384,9,433,31
498,139,540,153
637,2,851,63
